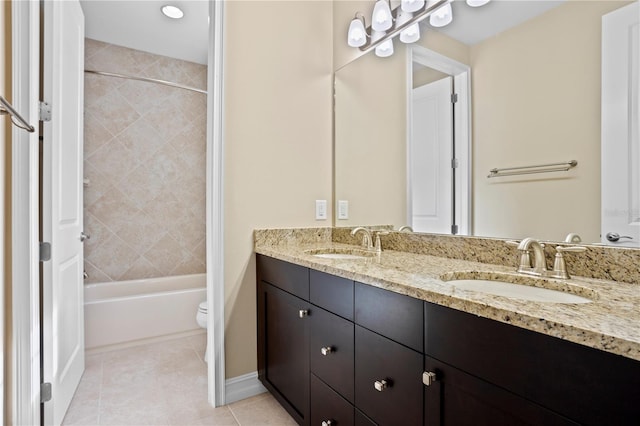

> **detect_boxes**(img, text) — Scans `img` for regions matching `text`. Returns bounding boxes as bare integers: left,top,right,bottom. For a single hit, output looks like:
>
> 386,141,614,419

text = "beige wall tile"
84,39,206,283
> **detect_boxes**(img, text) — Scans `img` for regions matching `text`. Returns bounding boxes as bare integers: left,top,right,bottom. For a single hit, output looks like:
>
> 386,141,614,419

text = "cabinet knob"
321,346,333,356
298,309,309,318
374,379,388,392
422,371,438,386
321,420,334,426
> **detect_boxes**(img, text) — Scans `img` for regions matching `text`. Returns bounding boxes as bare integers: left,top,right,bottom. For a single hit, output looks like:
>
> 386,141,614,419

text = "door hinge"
41,382,52,403
451,224,459,235
451,158,459,169
40,242,51,262
451,93,458,103
39,101,51,122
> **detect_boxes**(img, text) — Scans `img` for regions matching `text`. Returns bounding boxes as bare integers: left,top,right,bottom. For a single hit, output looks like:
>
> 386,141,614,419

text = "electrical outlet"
315,200,327,220
338,200,349,220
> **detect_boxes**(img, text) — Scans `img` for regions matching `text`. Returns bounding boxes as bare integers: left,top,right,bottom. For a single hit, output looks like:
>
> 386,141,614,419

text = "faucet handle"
373,231,389,253
551,246,587,279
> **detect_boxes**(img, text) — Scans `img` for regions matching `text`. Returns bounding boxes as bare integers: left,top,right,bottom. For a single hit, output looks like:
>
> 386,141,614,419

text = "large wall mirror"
334,0,639,246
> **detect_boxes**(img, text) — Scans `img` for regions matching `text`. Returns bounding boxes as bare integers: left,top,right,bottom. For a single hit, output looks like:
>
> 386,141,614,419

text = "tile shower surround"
83,39,207,283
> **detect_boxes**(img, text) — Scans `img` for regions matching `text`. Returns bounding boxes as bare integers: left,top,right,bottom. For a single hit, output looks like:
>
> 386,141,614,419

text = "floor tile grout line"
227,404,242,426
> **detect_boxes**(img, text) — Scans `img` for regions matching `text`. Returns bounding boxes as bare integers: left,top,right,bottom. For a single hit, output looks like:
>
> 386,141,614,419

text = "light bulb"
161,5,184,19
466,0,490,7
375,38,394,58
400,23,420,44
401,0,425,13
429,3,452,28
371,0,393,32
347,17,367,47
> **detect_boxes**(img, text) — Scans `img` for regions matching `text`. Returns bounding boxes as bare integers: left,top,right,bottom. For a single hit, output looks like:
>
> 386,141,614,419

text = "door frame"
10,0,227,420
10,0,41,424
407,45,472,235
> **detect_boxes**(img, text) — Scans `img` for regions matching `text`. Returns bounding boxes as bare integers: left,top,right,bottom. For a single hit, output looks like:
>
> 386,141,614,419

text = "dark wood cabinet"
257,274,310,424
310,374,354,426
310,306,355,402
355,326,423,426
424,355,578,426
257,255,640,426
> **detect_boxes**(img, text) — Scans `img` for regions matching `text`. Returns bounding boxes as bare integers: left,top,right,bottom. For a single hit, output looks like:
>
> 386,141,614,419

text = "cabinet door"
258,281,310,425
355,326,423,426
311,374,355,426
310,306,355,402
423,356,578,426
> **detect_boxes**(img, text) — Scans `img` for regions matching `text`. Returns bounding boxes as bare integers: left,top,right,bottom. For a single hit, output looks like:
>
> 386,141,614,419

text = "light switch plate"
315,200,327,220
338,200,349,220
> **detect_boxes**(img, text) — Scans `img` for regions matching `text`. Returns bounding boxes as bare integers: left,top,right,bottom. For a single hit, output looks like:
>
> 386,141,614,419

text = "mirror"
334,0,638,245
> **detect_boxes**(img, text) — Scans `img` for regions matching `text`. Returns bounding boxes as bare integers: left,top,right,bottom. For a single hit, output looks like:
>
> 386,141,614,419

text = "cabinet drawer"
310,306,355,402
310,270,354,320
311,374,354,426
355,282,423,352
425,302,640,425
257,254,309,299
355,326,423,426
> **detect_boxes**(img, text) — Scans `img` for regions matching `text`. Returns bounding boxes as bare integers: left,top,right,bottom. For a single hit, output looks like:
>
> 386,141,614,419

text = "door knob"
606,232,633,242
80,232,91,242
83,270,88,280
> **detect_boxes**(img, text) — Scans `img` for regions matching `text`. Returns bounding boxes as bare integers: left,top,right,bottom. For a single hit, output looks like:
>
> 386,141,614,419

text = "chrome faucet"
351,227,373,250
516,237,548,276
398,225,413,233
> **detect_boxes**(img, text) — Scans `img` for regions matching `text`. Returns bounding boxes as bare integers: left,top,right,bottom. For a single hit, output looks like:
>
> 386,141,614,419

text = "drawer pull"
422,371,438,386
321,421,334,426
374,379,388,392
299,309,309,318
320,346,334,356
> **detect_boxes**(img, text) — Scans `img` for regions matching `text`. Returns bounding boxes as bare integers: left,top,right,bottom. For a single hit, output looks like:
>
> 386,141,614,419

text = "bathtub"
84,273,206,351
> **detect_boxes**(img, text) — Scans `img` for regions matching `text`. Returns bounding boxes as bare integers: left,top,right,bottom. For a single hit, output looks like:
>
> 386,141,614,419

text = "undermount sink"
305,248,376,260
441,272,595,304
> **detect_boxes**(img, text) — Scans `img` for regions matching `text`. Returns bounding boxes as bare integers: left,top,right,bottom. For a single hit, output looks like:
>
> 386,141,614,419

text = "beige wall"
83,39,207,283
223,1,333,378
470,1,628,241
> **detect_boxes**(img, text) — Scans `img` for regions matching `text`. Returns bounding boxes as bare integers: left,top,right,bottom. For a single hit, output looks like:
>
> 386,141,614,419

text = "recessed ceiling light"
161,5,184,19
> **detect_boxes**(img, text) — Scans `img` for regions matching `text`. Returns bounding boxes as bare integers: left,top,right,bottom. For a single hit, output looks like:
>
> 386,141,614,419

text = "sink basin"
305,248,376,260
441,272,594,304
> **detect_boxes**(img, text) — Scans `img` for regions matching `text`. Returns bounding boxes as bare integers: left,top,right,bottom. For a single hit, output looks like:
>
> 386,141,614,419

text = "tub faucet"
516,237,548,276
351,227,373,250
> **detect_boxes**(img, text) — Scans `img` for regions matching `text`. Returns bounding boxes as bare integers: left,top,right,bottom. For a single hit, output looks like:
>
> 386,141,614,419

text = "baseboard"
225,371,267,404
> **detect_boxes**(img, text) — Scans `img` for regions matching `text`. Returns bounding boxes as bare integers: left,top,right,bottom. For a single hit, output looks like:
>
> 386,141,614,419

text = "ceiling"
79,1,565,67
80,0,209,65
428,0,566,46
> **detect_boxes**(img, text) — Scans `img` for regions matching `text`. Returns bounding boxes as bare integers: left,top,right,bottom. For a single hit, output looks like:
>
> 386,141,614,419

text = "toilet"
196,301,208,362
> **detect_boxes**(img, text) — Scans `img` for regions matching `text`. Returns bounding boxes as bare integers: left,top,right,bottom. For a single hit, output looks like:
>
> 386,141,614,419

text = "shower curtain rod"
84,69,207,95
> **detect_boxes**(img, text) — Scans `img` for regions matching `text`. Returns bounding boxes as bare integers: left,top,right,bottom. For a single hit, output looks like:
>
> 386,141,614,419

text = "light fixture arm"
358,0,452,53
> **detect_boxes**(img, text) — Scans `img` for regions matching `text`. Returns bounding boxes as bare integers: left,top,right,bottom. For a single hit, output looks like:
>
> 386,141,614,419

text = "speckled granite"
333,228,640,285
254,227,640,362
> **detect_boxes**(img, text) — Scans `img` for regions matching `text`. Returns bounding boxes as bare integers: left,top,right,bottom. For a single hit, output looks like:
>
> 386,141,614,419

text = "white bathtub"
84,273,206,350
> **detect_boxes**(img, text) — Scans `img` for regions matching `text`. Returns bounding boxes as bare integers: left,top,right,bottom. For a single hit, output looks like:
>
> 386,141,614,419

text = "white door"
601,2,640,247
41,1,85,424
410,77,453,233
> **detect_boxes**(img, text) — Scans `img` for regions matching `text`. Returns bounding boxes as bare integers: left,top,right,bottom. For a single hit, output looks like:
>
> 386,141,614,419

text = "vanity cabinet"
256,255,640,426
257,256,311,425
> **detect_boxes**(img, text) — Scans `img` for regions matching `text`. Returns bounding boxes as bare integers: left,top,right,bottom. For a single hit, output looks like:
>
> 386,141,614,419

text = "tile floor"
62,334,297,425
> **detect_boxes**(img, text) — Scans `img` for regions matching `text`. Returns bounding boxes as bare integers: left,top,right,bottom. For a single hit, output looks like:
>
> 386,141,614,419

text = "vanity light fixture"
466,0,490,7
161,4,184,19
429,3,453,27
347,0,491,57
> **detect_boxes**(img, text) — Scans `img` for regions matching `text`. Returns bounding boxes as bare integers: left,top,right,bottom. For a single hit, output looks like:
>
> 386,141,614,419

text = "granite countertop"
255,239,640,362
